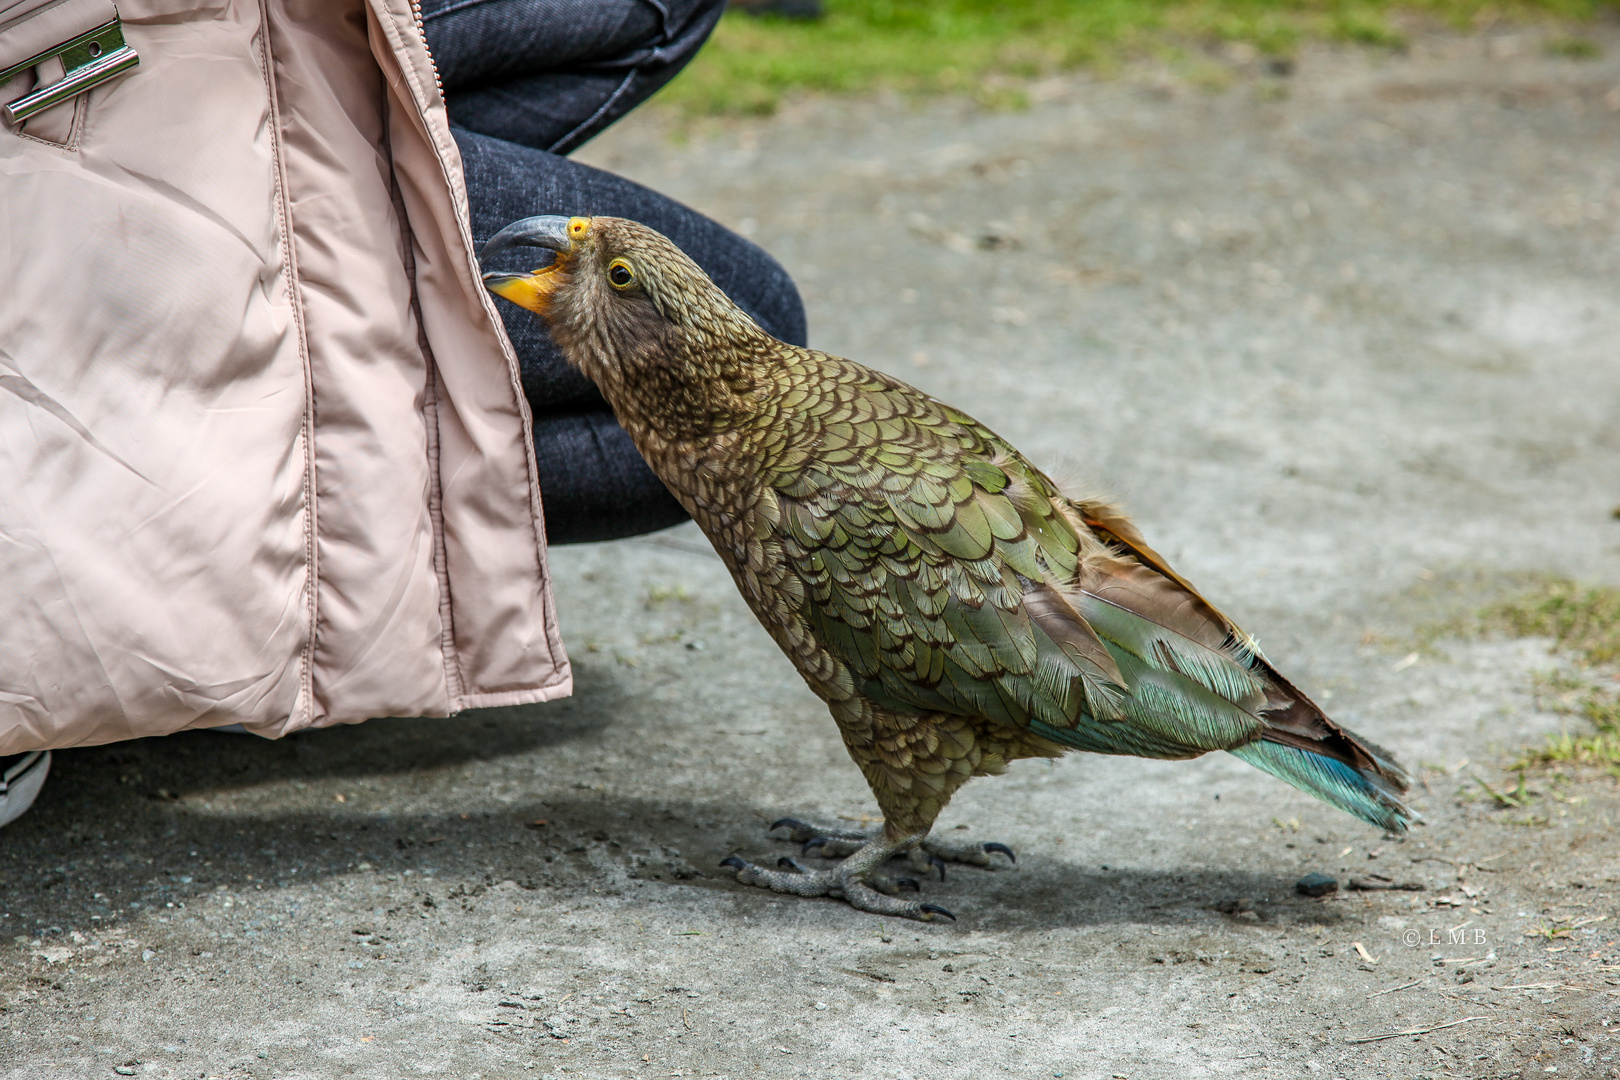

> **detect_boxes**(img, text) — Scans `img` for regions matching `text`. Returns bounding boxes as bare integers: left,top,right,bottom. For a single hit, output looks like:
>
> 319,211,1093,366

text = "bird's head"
479,215,768,415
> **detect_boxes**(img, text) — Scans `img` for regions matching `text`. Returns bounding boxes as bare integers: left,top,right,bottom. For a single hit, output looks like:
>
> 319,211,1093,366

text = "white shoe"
0,751,50,828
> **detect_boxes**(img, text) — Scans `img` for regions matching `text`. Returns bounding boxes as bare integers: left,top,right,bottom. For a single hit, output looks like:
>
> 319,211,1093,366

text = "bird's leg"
768,816,1016,873
721,831,957,921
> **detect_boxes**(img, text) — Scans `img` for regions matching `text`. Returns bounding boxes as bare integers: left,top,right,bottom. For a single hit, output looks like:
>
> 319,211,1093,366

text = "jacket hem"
451,671,575,713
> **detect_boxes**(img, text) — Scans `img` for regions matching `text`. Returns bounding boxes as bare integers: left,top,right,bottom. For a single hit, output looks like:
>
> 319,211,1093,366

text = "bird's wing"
767,368,1208,755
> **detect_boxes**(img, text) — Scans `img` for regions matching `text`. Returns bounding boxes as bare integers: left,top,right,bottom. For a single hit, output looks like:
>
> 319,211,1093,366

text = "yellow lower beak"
480,215,589,318
483,268,562,317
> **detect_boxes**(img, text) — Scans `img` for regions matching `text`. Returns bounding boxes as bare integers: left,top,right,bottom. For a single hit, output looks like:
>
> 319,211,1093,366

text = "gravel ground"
5,27,1620,1080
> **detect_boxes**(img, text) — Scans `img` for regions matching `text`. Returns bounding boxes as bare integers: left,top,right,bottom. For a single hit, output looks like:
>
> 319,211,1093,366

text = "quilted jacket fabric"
0,0,572,752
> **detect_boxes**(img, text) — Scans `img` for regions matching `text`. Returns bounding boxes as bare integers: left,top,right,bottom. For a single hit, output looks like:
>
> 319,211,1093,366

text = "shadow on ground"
5,714,1357,938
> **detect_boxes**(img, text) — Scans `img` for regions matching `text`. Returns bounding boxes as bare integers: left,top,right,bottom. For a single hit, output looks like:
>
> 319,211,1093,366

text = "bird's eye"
608,261,634,288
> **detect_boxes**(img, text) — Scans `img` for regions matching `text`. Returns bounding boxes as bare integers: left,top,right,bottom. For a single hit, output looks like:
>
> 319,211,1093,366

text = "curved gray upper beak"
478,215,575,270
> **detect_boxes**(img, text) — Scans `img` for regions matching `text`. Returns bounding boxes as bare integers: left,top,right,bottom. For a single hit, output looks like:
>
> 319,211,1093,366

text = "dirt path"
4,28,1619,1080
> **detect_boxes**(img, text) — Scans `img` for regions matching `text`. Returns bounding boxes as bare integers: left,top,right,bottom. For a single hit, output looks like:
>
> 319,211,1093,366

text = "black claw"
769,817,811,835
777,857,807,873
928,853,948,881
896,878,921,892
983,842,1017,863
800,836,831,856
720,856,750,871
918,903,956,922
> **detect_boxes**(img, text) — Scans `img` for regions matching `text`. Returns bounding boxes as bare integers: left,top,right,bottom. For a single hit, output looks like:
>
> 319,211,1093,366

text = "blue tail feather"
1228,738,1414,833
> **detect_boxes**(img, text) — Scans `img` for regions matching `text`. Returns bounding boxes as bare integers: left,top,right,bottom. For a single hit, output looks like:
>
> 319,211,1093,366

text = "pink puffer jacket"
0,0,572,753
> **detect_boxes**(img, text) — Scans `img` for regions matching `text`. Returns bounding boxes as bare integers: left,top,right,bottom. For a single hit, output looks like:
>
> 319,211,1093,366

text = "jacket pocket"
0,0,137,148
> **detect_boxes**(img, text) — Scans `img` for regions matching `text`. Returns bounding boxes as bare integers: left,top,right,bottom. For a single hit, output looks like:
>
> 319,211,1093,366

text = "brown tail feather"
1072,498,1410,792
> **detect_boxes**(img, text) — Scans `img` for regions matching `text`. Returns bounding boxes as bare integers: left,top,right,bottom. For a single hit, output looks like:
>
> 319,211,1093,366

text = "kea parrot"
481,215,1413,922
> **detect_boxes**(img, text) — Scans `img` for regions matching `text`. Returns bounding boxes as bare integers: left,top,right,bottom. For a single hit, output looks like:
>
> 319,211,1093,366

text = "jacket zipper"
408,0,443,94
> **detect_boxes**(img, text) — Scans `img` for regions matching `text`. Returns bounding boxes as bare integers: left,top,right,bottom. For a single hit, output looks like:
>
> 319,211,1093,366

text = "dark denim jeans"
421,0,808,543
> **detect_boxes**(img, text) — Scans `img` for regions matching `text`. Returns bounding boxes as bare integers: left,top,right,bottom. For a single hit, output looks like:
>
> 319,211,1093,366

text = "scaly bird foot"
768,817,1016,872
769,817,870,844
917,833,1017,870
721,835,956,922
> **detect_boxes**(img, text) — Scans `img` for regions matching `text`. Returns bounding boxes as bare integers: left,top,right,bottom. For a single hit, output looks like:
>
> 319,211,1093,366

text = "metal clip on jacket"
0,16,136,127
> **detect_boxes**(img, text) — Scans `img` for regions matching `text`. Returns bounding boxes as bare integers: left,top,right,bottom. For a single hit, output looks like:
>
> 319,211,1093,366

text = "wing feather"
765,365,1402,800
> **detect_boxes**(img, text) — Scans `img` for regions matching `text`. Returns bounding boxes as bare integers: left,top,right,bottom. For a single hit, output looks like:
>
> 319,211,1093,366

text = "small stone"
115,1068,136,1076
1296,872,1338,898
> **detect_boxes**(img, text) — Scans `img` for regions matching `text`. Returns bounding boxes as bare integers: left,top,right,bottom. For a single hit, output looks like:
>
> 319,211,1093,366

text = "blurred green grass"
655,0,1612,115
1461,577,1620,776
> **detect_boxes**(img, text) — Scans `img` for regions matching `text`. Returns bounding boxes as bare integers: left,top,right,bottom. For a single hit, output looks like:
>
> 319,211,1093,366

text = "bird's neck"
592,329,771,438
583,333,779,489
